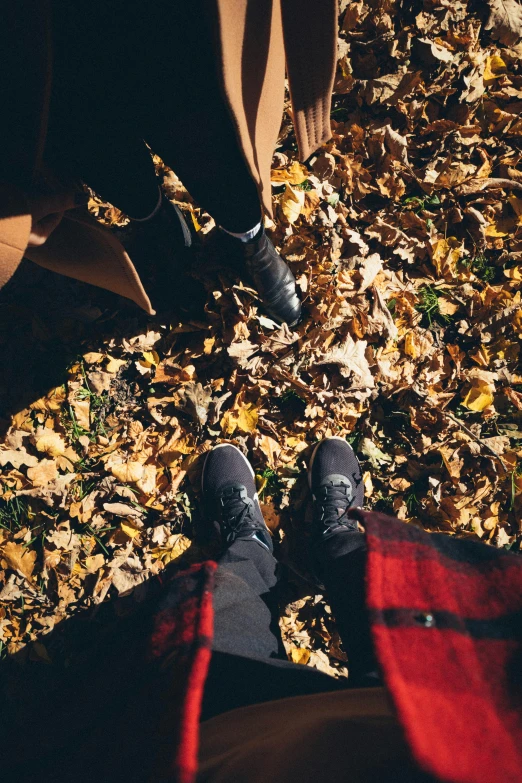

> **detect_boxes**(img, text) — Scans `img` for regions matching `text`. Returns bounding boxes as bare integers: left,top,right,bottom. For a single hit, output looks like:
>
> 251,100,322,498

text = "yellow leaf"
271,160,309,184
143,350,160,366
281,184,305,225
35,430,66,457
403,330,433,359
190,209,201,232
110,461,145,483
1,541,37,580
204,337,216,355
431,238,462,278
483,54,507,82
504,266,522,282
83,352,105,364
462,379,495,412
289,647,311,665
485,218,514,238
151,534,192,564
221,403,259,435
120,521,141,539
85,554,105,573
105,356,127,373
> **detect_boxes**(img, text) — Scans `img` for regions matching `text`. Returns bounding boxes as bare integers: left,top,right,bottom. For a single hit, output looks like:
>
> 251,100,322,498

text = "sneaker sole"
307,436,354,492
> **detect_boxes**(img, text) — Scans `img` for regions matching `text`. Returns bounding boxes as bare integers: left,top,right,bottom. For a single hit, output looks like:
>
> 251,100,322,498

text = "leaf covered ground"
1,0,522,676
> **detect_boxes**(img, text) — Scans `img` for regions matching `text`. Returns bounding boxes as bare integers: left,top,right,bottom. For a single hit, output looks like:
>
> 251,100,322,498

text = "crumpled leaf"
281,184,305,224
485,0,522,46
35,429,66,457
1,542,37,581
318,336,374,388
221,402,259,435
462,378,495,412
176,382,212,425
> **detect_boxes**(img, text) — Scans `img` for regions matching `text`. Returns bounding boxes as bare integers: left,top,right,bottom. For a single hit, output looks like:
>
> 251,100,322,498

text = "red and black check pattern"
149,561,216,783
148,513,522,783
358,510,522,783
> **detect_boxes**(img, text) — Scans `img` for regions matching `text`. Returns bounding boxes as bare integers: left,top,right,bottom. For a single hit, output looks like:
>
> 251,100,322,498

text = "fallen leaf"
109,461,145,484
462,378,495,412
485,0,522,47
35,430,66,457
105,355,127,373
289,647,311,665
27,459,58,486
271,160,309,184
281,184,305,224
221,402,259,435
1,541,37,580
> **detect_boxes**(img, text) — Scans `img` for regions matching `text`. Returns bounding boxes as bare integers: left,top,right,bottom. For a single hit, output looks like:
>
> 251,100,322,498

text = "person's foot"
308,437,364,542
234,226,301,326
202,444,273,552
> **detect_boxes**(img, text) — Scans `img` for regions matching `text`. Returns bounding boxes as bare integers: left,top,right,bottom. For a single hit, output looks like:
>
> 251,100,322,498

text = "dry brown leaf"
281,184,305,224
109,461,145,484
35,430,66,457
27,459,58,486
1,541,37,581
485,0,522,46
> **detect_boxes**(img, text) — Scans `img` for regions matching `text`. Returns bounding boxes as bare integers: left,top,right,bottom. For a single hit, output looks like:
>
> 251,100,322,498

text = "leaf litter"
1,1,522,678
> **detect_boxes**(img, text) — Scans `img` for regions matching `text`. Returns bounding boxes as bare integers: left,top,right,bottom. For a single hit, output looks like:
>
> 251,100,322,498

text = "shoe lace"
315,481,357,535
219,486,260,544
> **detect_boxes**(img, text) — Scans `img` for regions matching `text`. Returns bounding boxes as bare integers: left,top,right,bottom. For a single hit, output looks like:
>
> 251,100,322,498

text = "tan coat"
0,0,337,314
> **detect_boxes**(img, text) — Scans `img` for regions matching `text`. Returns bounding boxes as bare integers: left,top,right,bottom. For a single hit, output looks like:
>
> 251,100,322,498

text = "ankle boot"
238,226,301,326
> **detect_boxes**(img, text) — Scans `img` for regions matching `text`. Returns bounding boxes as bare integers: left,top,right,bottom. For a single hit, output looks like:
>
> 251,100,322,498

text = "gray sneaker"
308,437,364,543
202,444,272,552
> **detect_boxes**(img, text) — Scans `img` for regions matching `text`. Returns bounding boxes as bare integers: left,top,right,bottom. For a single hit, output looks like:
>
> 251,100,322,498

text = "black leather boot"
239,226,302,326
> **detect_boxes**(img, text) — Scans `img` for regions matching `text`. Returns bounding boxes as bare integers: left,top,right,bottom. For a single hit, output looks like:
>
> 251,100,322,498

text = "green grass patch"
416,284,452,327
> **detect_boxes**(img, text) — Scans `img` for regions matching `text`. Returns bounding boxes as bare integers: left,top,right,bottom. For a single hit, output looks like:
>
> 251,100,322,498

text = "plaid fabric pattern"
358,510,522,783
149,561,217,783
148,513,522,783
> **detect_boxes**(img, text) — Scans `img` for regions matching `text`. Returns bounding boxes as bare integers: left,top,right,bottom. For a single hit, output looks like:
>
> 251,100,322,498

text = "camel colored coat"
0,0,337,314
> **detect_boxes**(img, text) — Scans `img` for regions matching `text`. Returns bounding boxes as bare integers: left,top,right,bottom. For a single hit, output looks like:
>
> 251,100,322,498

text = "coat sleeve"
0,183,32,289
281,0,338,161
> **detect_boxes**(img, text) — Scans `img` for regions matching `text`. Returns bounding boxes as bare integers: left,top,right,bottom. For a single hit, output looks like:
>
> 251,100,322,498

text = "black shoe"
238,226,301,326
308,437,364,542
202,444,273,552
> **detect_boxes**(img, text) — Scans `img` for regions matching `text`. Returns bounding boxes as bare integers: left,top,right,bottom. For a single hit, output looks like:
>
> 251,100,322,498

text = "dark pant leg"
47,1,160,219
48,1,262,228
316,531,380,685
136,0,263,232
211,538,283,659
201,538,346,720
